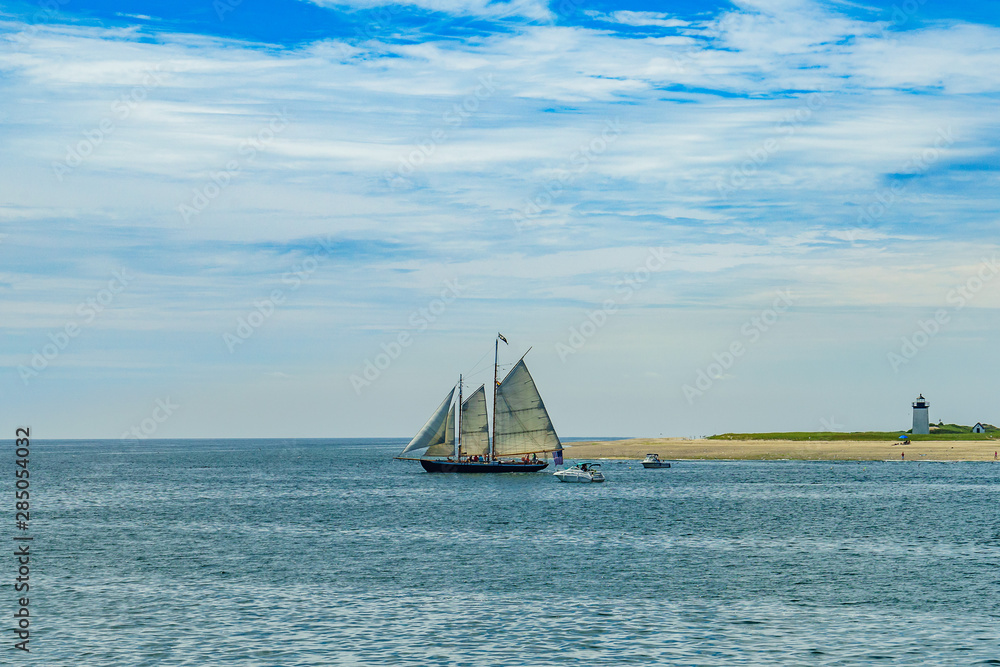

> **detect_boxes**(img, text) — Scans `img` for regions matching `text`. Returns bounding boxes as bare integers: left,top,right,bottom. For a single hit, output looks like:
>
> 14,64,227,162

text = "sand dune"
565,437,1000,462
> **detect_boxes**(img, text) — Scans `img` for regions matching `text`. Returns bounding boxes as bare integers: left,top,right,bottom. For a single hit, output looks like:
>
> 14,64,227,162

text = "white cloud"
2,1,999,435
588,10,690,28
307,0,552,21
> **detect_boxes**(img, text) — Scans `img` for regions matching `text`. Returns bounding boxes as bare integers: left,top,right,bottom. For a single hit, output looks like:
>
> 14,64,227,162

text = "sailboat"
396,334,562,473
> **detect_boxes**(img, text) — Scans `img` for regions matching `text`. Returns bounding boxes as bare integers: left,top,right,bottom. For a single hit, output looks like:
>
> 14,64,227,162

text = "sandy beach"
565,438,1000,462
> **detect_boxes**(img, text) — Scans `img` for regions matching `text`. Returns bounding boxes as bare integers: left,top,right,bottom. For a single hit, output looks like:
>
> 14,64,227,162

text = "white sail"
460,384,489,457
493,359,561,456
399,388,455,455
425,401,456,457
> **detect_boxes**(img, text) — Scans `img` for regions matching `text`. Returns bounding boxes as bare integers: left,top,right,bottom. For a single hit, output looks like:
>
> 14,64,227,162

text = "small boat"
553,462,605,483
641,453,671,469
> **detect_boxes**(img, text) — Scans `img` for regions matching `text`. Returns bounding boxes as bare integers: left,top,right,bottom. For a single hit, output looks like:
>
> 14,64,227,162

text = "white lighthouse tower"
912,394,930,434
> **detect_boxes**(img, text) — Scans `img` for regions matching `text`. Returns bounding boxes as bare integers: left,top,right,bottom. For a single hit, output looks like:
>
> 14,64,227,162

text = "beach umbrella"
898,435,908,439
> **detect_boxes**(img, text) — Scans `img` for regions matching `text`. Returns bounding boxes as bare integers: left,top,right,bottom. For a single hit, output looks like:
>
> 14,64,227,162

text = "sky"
1,0,999,439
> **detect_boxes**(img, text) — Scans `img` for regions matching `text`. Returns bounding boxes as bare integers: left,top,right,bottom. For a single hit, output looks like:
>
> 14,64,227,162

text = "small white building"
973,423,986,433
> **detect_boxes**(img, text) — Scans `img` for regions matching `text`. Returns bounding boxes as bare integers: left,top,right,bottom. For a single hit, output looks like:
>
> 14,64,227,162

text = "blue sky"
2,0,999,438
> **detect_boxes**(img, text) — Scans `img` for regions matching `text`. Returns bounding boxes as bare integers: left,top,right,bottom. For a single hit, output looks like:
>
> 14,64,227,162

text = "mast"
491,337,498,462
456,374,462,460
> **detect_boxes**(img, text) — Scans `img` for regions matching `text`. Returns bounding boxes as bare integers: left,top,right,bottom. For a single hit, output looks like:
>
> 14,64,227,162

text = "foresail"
493,360,561,456
460,384,489,457
425,401,456,457
400,388,455,455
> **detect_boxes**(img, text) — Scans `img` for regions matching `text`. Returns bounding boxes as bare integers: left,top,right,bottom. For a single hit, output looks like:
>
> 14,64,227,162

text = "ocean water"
11,438,1000,665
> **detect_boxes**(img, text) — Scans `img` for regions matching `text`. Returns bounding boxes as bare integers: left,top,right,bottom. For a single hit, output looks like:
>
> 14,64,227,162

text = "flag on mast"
497,333,508,345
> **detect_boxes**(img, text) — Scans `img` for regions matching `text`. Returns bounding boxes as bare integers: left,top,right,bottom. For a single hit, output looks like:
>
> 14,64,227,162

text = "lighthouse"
912,394,930,434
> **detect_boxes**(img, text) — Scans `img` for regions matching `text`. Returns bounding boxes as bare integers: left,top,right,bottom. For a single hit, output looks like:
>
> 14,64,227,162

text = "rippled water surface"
17,439,1000,665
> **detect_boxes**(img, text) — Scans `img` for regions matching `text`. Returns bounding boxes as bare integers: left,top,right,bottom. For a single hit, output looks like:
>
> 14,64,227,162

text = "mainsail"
425,401,456,457
460,384,489,457
399,388,455,455
493,359,561,456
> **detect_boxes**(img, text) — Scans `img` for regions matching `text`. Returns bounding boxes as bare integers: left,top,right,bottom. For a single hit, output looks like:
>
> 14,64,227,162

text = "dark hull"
420,459,548,473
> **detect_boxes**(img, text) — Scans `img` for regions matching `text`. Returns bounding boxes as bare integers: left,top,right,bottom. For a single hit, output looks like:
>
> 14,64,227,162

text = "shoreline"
564,437,1000,462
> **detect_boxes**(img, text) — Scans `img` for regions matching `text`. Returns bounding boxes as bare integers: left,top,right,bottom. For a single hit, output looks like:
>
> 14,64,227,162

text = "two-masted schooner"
396,334,563,473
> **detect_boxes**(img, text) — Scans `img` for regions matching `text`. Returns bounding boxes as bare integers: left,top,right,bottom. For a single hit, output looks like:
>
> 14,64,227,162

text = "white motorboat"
553,463,605,483
641,453,671,469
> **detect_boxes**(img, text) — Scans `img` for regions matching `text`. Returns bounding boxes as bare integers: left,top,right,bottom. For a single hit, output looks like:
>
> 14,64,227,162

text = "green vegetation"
709,425,997,442
931,422,997,434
